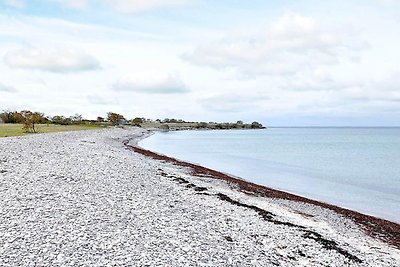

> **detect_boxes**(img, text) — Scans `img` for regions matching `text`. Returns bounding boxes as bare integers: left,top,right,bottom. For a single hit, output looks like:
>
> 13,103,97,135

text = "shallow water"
139,128,400,223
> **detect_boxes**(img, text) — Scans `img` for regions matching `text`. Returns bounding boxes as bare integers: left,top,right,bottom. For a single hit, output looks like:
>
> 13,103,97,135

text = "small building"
0,118,4,123
117,118,129,125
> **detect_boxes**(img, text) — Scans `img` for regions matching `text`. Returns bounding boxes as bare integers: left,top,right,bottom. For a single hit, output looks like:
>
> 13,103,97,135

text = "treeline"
149,118,264,129
0,110,264,132
0,110,48,133
194,121,264,129
0,110,127,126
0,110,92,132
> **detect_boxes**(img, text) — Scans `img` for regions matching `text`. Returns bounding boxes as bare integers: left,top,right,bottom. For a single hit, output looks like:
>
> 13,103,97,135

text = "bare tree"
20,111,45,133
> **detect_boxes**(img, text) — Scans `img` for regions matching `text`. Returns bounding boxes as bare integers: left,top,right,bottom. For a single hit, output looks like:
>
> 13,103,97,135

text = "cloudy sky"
0,0,399,126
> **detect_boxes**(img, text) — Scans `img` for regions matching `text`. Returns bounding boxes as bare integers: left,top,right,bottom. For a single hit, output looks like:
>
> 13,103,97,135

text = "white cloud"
54,0,90,9
112,75,189,94
87,95,119,105
281,70,360,91
3,0,25,8
0,82,17,92
105,0,190,13
381,0,398,6
200,94,269,113
53,0,191,12
184,12,366,76
369,73,400,91
3,48,101,73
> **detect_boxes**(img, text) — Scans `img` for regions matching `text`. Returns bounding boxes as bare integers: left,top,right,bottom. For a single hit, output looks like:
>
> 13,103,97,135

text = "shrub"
159,124,170,131
107,112,125,126
196,122,208,129
131,117,143,126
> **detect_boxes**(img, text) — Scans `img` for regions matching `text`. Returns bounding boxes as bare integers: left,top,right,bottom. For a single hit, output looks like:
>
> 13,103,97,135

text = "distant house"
117,118,129,125
0,118,4,124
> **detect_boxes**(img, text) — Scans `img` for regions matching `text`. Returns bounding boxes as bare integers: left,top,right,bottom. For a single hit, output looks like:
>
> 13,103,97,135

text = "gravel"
0,127,399,266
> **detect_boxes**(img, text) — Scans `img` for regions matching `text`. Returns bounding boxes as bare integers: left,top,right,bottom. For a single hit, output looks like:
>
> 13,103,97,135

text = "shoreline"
1,127,399,265
124,133,400,250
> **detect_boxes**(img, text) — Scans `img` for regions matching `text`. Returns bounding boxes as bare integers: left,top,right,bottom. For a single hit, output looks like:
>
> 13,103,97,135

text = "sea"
139,127,400,223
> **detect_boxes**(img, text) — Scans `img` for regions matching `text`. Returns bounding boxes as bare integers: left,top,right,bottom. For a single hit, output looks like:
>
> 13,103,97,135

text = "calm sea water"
139,128,400,223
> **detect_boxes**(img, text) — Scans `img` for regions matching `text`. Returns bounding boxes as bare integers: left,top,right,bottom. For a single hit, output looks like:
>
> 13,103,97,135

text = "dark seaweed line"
159,169,362,263
123,140,400,250
215,192,362,263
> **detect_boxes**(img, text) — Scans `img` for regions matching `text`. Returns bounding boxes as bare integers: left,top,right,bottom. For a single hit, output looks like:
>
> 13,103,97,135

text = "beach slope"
0,127,398,266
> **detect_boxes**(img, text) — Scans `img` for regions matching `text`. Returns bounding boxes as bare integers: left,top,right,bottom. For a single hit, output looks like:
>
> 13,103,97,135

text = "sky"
0,0,399,126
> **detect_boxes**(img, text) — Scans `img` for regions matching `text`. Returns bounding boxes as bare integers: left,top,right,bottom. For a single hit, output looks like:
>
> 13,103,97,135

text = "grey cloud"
0,83,17,93
112,76,189,94
4,48,101,73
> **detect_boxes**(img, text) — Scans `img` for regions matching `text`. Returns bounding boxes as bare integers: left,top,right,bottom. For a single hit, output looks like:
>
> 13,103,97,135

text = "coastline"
1,127,399,266
126,130,400,249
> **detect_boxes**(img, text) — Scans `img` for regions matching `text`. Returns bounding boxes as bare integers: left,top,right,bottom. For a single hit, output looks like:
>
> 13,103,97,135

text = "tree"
70,114,83,123
52,115,71,125
131,117,143,126
0,111,13,123
0,110,24,123
13,112,25,123
251,121,264,129
107,112,124,126
20,111,45,133
96,117,105,123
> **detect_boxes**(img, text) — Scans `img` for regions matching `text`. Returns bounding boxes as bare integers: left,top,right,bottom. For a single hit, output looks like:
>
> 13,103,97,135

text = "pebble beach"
0,127,399,266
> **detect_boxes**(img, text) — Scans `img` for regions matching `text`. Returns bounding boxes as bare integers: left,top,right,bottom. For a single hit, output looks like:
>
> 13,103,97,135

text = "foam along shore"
0,127,398,266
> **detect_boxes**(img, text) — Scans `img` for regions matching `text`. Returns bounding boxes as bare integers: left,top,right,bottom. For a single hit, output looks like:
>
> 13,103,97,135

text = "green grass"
0,124,105,138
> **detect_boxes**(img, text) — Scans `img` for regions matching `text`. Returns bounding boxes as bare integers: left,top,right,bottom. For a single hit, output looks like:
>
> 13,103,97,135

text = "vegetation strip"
1,110,264,137
124,140,400,250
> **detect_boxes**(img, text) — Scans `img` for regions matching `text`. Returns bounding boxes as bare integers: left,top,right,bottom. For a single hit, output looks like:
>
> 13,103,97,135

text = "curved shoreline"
1,127,398,266
123,137,400,250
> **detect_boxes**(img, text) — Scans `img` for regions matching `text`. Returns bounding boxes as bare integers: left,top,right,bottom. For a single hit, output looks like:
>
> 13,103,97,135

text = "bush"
196,122,208,129
0,111,24,123
107,112,125,126
52,115,71,125
159,124,170,131
131,117,143,126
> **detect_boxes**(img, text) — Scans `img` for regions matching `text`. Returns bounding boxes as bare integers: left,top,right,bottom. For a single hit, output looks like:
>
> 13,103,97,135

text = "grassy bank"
141,121,265,130
0,124,104,138
141,122,198,129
